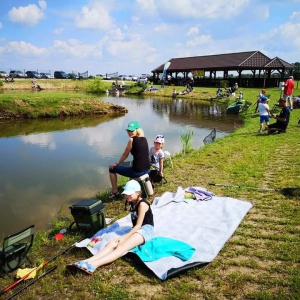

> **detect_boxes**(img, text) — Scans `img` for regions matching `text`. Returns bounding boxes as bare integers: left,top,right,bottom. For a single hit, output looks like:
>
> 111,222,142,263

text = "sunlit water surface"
0,95,243,236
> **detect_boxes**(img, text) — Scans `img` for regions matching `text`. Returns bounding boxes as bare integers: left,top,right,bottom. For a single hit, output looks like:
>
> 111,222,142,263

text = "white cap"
154,134,165,144
122,180,141,195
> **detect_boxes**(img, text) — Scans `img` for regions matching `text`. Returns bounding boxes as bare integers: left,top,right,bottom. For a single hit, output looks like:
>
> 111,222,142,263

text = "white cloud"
135,0,158,16
108,28,124,41
105,37,158,64
8,1,46,26
6,41,48,56
290,11,300,20
248,4,269,21
75,6,114,30
136,0,250,19
0,22,3,29
22,133,56,150
53,27,64,35
153,23,171,33
186,35,212,47
39,0,47,11
52,39,103,58
278,22,300,48
186,27,199,36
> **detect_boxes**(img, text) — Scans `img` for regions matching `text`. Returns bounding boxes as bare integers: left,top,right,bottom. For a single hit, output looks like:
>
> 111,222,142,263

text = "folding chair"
0,225,35,276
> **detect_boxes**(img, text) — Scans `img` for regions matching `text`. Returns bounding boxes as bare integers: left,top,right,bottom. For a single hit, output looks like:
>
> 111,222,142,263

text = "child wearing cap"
254,89,267,113
67,180,154,275
149,135,165,176
108,120,150,199
257,97,270,133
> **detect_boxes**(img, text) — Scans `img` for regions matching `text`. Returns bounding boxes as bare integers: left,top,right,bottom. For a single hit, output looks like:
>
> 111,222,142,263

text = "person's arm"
272,114,287,123
270,110,288,122
265,104,270,114
118,202,149,243
158,156,164,175
109,139,132,168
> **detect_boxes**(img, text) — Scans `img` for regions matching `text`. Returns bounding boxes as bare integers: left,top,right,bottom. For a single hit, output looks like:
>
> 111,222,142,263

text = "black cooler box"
69,199,106,234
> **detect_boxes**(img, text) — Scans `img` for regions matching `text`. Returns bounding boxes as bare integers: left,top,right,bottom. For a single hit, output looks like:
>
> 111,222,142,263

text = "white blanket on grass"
75,187,253,280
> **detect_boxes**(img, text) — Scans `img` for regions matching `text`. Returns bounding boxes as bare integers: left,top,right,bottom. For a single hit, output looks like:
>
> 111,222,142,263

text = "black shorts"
268,122,287,130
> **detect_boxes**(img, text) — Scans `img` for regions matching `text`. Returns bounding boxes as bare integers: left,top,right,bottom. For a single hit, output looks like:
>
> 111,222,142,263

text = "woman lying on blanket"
66,180,154,275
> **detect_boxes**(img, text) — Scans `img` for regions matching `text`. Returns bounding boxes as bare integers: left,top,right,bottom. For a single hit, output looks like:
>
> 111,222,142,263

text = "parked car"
25,71,41,78
68,73,80,79
0,71,8,78
54,71,69,79
40,72,54,79
138,74,148,83
129,75,138,81
9,70,27,78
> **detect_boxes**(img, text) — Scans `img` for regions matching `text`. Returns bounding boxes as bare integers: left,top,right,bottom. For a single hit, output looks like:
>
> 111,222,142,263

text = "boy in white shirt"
257,97,270,133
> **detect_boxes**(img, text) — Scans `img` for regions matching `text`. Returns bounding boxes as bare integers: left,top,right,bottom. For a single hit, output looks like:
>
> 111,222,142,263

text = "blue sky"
0,0,300,76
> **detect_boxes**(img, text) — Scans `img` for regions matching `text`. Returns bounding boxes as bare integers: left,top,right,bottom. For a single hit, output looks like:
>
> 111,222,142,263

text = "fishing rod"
209,183,276,191
4,266,57,300
0,237,85,296
209,183,299,197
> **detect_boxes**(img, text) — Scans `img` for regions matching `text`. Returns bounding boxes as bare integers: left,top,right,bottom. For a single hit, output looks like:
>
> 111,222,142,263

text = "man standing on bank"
284,76,295,110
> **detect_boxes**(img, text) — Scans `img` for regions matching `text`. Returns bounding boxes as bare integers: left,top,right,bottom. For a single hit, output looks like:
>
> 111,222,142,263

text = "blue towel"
131,237,196,262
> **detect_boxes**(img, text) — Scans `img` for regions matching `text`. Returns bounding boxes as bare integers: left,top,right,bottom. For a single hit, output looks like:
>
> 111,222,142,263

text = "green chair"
0,225,35,276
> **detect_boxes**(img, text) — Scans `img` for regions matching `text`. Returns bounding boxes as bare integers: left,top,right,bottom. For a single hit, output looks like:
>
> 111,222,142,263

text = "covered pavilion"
151,50,295,88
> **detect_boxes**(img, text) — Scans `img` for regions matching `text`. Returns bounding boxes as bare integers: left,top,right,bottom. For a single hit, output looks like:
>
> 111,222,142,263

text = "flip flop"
108,191,121,199
66,261,95,275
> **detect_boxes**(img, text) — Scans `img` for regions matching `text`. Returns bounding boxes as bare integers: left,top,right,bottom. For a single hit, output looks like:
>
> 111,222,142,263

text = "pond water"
0,95,243,237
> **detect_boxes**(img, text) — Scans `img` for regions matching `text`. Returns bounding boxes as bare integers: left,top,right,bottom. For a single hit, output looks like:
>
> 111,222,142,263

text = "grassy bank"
1,85,299,299
0,91,127,119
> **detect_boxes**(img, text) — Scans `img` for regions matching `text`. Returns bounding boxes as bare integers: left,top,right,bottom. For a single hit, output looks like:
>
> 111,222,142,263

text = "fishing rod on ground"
209,183,299,197
4,266,57,300
0,237,85,296
209,183,276,191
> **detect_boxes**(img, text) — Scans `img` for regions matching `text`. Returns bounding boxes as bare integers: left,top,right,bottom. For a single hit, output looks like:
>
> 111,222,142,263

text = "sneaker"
257,130,262,133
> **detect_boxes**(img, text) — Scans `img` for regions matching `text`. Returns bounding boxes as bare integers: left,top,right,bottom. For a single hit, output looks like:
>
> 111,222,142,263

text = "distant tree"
293,62,300,88
293,62,300,81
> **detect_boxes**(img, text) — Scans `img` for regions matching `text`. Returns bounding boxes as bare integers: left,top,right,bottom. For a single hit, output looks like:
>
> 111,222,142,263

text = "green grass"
0,86,299,299
0,91,127,118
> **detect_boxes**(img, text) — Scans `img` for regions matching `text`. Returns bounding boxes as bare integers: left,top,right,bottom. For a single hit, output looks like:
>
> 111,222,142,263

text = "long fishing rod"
5,266,57,300
209,183,299,197
0,237,85,296
209,183,276,191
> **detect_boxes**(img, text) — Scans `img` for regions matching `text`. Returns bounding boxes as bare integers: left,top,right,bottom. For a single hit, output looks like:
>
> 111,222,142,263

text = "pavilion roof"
151,50,295,73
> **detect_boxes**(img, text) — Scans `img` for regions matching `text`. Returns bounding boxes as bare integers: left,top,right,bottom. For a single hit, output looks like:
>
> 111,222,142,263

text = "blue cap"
261,96,268,102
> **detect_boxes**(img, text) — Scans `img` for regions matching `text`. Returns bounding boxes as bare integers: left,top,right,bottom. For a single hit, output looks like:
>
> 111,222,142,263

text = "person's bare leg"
84,233,144,269
109,172,118,193
268,127,279,134
85,239,119,263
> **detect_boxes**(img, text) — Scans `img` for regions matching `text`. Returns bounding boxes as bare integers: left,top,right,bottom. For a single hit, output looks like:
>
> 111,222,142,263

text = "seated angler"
108,121,150,199
268,98,290,134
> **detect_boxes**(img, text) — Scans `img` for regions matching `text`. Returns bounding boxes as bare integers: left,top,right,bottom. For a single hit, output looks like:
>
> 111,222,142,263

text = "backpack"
149,169,167,186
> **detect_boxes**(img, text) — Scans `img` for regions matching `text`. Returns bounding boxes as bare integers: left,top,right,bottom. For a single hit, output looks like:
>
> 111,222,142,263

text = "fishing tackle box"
69,199,106,234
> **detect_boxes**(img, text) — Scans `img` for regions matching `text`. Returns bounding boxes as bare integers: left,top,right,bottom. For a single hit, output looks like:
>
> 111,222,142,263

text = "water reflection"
0,96,242,237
